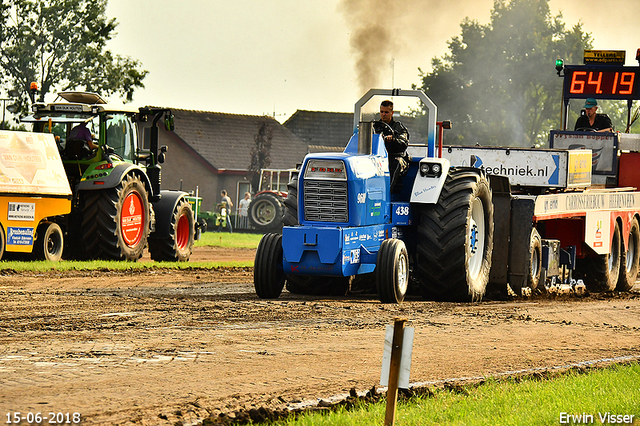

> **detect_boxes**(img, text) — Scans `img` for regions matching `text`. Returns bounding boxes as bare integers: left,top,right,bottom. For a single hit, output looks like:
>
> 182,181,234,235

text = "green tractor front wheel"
82,174,150,261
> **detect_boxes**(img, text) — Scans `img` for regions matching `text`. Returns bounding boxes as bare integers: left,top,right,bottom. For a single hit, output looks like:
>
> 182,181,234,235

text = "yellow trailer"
0,130,72,260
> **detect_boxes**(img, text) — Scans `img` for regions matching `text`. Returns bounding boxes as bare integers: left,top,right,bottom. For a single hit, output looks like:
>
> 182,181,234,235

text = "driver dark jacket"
373,118,409,157
574,114,612,131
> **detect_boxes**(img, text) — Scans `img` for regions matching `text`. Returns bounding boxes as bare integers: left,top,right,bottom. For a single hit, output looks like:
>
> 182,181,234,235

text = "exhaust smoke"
339,0,399,94
339,0,492,95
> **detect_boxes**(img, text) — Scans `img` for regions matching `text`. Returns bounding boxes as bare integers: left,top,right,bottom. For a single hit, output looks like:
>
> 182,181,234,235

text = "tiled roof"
284,110,427,149
283,110,354,148
172,109,309,171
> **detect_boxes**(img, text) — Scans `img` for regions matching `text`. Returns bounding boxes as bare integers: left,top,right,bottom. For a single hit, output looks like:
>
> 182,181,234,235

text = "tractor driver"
69,120,98,149
373,100,409,192
574,98,613,133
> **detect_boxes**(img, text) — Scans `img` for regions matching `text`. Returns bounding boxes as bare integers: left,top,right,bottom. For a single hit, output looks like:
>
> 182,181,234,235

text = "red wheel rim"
121,192,144,247
176,213,190,249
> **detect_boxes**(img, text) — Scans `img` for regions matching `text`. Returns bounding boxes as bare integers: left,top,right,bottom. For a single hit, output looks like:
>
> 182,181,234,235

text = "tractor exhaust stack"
358,121,373,155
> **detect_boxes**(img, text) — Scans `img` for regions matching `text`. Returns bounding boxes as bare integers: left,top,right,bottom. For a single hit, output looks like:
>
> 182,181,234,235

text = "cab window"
105,114,137,161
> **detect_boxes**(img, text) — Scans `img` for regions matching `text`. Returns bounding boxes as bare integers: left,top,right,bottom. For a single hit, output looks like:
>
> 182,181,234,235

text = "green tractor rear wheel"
149,199,195,262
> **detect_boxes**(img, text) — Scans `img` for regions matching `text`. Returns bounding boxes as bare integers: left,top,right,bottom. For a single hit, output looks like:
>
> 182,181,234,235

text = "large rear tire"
415,168,494,302
283,172,299,226
583,222,621,292
376,238,409,304
617,218,640,291
33,222,64,261
149,199,195,262
82,174,150,261
249,192,284,233
254,233,285,298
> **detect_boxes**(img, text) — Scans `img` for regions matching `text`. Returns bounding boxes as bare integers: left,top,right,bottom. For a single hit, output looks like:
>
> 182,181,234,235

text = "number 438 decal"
395,205,409,216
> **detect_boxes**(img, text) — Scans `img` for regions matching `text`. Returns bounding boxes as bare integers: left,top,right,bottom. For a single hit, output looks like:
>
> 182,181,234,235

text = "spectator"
217,190,233,233
238,192,252,228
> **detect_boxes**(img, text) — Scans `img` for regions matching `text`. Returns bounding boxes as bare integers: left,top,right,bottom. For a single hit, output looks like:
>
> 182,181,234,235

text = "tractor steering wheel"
575,127,597,132
374,120,398,137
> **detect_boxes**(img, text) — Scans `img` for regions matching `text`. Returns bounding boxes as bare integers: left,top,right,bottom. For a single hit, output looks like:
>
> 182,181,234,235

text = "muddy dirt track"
1,246,640,425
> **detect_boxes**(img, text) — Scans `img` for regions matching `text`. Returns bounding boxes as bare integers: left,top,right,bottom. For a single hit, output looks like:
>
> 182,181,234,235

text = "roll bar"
353,88,438,157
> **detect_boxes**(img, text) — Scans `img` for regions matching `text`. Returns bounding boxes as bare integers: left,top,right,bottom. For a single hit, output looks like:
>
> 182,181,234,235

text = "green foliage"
0,0,147,116
414,0,592,147
0,121,27,131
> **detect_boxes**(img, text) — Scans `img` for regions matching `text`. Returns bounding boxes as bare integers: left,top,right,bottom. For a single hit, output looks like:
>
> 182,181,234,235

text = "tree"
248,120,273,192
0,0,147,116
414,0,592,147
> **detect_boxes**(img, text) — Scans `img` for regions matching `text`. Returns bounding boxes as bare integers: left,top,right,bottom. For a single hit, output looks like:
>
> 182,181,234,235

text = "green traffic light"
555,59,564,76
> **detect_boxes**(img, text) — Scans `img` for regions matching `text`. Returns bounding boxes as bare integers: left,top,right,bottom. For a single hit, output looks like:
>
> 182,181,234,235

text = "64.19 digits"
568,69,636,96
6,412,81,424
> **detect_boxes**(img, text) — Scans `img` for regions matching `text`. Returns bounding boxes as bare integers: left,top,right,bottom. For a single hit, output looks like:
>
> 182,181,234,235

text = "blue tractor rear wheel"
415,168,493,302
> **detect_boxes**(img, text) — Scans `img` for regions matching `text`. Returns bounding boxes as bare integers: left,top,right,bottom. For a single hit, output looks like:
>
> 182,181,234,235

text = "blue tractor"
254,89,494,303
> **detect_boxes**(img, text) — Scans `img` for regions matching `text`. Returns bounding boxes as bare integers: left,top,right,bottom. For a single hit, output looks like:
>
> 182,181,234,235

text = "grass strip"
0,232,261,271
195,232,262,248
0,259,252,272
216,361,640,425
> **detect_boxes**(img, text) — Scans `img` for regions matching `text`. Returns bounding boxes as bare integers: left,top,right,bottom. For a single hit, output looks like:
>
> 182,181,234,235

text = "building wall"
153,128,252,216
137,110,305,225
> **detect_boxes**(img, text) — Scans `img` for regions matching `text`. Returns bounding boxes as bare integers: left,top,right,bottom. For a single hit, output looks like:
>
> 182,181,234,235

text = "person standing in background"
238,192,252,229
217,189,233,233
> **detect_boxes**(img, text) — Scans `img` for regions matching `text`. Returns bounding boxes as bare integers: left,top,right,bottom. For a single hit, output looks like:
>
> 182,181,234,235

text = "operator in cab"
69,120,98,149
574,98,613,132
373,100,409,192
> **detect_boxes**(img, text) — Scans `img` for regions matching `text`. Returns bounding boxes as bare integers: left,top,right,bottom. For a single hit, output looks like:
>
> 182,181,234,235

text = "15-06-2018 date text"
5,412,81,424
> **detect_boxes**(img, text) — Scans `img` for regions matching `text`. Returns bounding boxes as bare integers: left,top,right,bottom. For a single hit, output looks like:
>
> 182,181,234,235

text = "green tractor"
24,91,199,261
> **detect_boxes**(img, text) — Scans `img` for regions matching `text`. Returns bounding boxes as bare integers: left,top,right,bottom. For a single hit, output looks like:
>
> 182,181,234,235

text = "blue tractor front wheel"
376,238,409,303
254,233,286,298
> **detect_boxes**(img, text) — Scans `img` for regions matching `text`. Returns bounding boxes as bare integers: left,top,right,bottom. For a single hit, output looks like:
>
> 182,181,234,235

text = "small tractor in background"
195,195,233,233
247,168,297,233
24,90,199,261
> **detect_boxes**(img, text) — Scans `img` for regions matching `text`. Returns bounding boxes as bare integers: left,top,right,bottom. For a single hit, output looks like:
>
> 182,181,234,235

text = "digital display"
563,66,640,100
304,159,347,180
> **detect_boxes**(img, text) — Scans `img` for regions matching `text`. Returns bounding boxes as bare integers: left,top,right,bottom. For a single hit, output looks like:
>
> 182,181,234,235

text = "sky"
103,0,640,123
